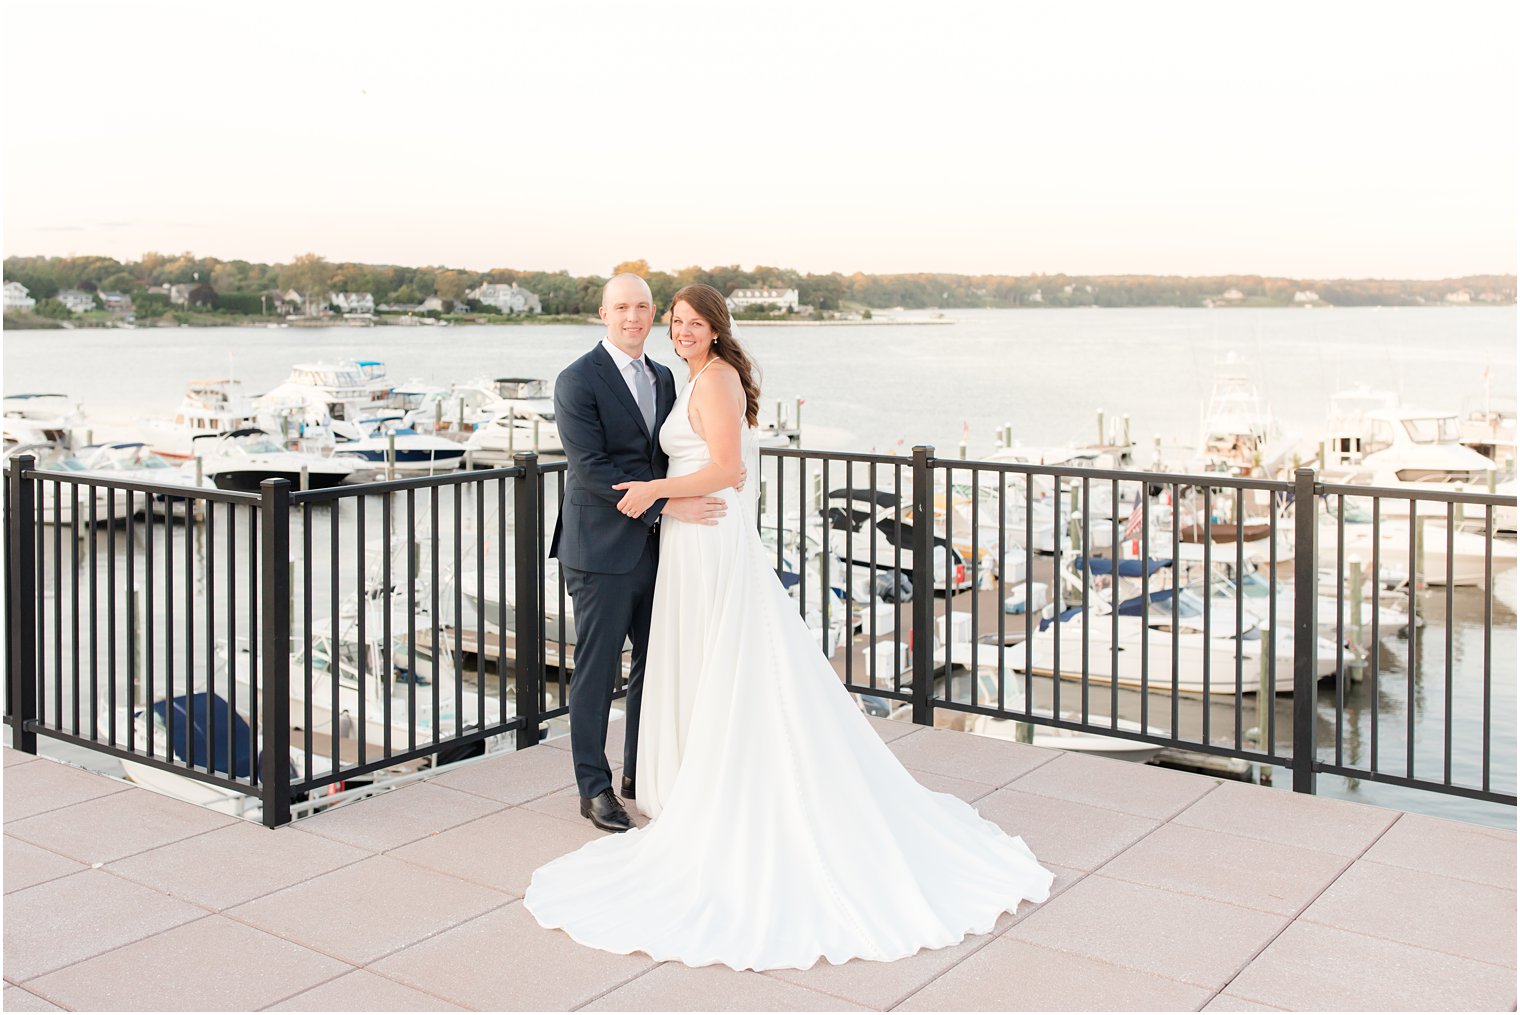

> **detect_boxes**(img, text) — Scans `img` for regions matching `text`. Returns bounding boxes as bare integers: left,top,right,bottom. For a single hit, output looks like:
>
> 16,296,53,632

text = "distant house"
1445,289,1472,304
377,302,422,313
56,289,97,314
169,283,196,306
1292,290,1320,304
1220,288,1244,302
328,291,376,314
1028,289,1045,304
4,281,36,312
420,296,449,313
729,287,799,312
99,291,133,313
467,283,542,314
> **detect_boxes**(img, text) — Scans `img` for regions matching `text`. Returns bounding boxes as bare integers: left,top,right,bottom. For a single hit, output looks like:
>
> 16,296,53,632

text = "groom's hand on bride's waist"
662,496,728,526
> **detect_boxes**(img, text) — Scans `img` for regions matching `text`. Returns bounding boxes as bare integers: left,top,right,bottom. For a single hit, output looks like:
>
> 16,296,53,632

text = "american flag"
1122,498,1145,540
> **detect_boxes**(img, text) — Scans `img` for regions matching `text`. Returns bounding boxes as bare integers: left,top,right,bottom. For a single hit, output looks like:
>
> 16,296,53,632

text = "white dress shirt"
600,336,657,404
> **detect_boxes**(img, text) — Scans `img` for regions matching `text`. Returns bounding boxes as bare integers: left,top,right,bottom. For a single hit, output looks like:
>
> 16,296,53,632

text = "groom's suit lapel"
589,344,652,441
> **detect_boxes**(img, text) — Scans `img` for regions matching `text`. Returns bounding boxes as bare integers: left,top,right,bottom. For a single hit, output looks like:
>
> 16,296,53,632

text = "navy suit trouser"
560,532,657,800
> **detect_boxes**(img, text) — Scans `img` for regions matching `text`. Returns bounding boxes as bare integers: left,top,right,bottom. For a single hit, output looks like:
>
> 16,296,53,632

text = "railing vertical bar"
1443,502,1454,787
476,479,486,737
775,452,785,578
1291,468,1317,794
1051,473,1062,720
453,484,464,744
513,453,543,751
944,464,954,702
1406,498,1416,780
329,503,340,774
1370,496,1381,774
909,446,933,725
162,495,172,760
303,501,314,784
205,502,216,774
259,479,293,827
1139,481,1150,731
1025,473,1033,715
145,492,155,759
431,485,441,748
971,469,981,709
496,477,507,731
407,488,417,754
357,496,368,770
127,495,137,752
225,502,236,777
37,479,46,740
107,488,117,742
797,456,807,623
1335,495,1345,766
54,481,63,734
7,458,38,755
1202,486,1211,741
996,472,1006,714
70,485,80,737
1170,483,1180,738
247,503,258,786
183,495,194,769
1268,491,1279,755
821,459,831,655
1110,478,1119,731
894,463,903,696
1482,504,1492,793
1234,490,1244,750
867,460,877,690
1080,476,1089,724
383,491,394,760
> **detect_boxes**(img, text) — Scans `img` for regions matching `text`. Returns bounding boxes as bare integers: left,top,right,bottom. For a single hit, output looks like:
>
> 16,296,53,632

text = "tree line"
4,252,1513,314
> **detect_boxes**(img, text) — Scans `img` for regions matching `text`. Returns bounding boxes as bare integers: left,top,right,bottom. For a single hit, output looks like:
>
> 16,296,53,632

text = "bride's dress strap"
688,357,718,390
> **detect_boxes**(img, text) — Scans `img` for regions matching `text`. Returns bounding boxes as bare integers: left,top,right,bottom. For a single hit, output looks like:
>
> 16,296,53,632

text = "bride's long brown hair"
669,283,761,427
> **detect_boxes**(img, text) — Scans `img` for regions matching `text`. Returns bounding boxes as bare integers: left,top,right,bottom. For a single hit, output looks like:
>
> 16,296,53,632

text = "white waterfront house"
1445,289,1473,304
99,291,133,313
4,281,36,311
169,283,196,306
328,291,376,314
467,282,542,314
729,287,799,312
56,289,97,314
1293,290,1321,304
420,296,449,313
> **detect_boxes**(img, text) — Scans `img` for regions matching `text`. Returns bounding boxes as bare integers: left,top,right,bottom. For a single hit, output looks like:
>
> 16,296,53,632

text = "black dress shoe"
620,775,636,801
580,788,632,833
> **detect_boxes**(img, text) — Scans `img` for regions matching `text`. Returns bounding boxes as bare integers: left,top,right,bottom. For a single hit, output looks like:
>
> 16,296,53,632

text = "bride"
523,283,1052,971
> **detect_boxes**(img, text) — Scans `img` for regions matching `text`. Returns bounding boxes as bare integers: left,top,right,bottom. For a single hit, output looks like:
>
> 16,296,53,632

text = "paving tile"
1201,993,1287,1011
225,854,511,965
1099,822,1350,915
3,835,85,894
428,743,579,804
3,869,206,981
1226,920,1517,1011
975,787,1158,871
5,782,234,865
24,914,347,1011
2,757,128,822
584,962,871,1010
864,714,919,743
105,820,369,910
766,910,1020,1009
390,805,604,897
1006,874,1286,988
373,900,655,1010
887,727,1056,786
896,936,1213,1011
4,748,40,768
1006,750,1219,818
296,780,505,852
1171,780,1397,857
1300,859,1516,968
905,768,999,804
267,969,467,1011
1362,811,1517,889
2,986,63,1011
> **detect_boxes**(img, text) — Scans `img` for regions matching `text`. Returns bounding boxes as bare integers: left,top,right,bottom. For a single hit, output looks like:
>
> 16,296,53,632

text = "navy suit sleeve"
555,367,668,522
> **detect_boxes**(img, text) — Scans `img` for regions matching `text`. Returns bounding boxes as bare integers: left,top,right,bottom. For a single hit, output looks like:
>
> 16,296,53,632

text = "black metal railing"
5,445,1516,828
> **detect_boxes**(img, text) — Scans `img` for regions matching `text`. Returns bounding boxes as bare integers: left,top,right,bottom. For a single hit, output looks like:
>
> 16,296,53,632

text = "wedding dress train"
524,365,1052,971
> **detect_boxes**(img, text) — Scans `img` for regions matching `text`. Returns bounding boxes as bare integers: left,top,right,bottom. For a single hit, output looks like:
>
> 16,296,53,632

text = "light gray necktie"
631,360,655,434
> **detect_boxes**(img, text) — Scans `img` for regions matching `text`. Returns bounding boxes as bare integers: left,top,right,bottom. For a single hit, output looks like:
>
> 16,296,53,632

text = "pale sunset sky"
3,0,1515,279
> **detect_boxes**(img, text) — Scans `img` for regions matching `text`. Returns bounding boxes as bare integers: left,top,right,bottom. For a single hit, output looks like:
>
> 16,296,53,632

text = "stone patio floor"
3,717,1515,1011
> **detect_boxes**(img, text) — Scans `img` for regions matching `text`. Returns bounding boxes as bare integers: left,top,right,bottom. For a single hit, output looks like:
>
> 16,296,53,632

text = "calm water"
5,307,1516,828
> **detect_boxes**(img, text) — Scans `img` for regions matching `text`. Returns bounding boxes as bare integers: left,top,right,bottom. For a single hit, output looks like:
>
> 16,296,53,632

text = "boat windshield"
235,437,285,454
1402,416,1460,444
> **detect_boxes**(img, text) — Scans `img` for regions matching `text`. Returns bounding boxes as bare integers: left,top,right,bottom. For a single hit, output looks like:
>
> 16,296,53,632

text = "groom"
550,273,727,832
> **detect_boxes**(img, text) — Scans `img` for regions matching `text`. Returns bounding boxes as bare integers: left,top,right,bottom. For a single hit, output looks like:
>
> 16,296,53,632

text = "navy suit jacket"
549,342,677,574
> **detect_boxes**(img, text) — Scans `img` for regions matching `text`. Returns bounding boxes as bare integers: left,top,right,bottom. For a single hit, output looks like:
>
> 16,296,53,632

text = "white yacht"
463,379,564,456
192,428,357,491
329,419,467,473
3,393,85,449
1195,355,1296,476
141,379,263,460
74,441,206,516
254,360,397,428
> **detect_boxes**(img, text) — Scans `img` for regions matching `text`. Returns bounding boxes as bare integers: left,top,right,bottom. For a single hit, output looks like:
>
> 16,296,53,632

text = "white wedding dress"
524,364,1053,971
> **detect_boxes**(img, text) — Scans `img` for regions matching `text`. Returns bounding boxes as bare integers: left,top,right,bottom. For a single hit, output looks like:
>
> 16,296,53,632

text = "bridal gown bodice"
524,365,1052,972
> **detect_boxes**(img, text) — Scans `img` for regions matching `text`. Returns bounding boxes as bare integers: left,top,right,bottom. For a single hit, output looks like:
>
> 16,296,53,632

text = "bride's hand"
612,480,660,518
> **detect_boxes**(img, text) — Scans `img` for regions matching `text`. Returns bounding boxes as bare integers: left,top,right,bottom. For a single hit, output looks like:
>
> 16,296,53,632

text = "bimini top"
1075,556,1173,578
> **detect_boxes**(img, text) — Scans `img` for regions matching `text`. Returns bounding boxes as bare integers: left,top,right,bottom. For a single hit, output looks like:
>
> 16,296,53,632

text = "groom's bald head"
601,273,653,308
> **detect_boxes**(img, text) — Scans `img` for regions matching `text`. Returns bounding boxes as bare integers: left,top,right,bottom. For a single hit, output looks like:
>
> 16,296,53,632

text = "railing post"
8,456,38,754
1292,466,1318,794
259,479,293,827
910,445,935,726
513,452,543,750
